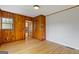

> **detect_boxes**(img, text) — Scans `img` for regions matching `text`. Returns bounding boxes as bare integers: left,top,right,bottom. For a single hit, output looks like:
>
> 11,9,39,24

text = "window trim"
1,17,13,30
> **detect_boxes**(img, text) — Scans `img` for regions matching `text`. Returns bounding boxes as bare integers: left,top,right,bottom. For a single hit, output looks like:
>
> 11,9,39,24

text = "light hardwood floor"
0,38,79,54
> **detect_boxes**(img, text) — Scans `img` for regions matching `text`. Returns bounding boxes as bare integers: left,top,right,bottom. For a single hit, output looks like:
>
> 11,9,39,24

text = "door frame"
24,19,33,39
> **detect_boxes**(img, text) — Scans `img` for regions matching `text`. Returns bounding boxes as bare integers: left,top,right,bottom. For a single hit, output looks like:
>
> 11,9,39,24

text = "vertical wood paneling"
33,15,46,40
14,14,25,40
0,10,33,43
0,10,2,44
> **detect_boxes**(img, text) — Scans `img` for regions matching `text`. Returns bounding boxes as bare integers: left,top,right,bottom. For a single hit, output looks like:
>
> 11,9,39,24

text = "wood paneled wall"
33,15,46,40
0,10,46,44
0,10,2,44
0,10,33,44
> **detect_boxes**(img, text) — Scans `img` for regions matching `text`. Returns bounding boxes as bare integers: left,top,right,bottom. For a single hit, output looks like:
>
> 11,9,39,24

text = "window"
2,18,13,29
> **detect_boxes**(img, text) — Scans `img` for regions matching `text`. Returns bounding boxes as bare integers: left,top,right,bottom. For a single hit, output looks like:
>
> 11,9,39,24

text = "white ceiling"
0,5,74,17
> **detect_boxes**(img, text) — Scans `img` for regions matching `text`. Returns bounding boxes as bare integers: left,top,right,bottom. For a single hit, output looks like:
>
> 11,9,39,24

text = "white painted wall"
46,6,79,50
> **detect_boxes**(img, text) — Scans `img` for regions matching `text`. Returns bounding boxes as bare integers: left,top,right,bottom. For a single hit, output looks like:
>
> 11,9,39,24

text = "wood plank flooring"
0,38,79,54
